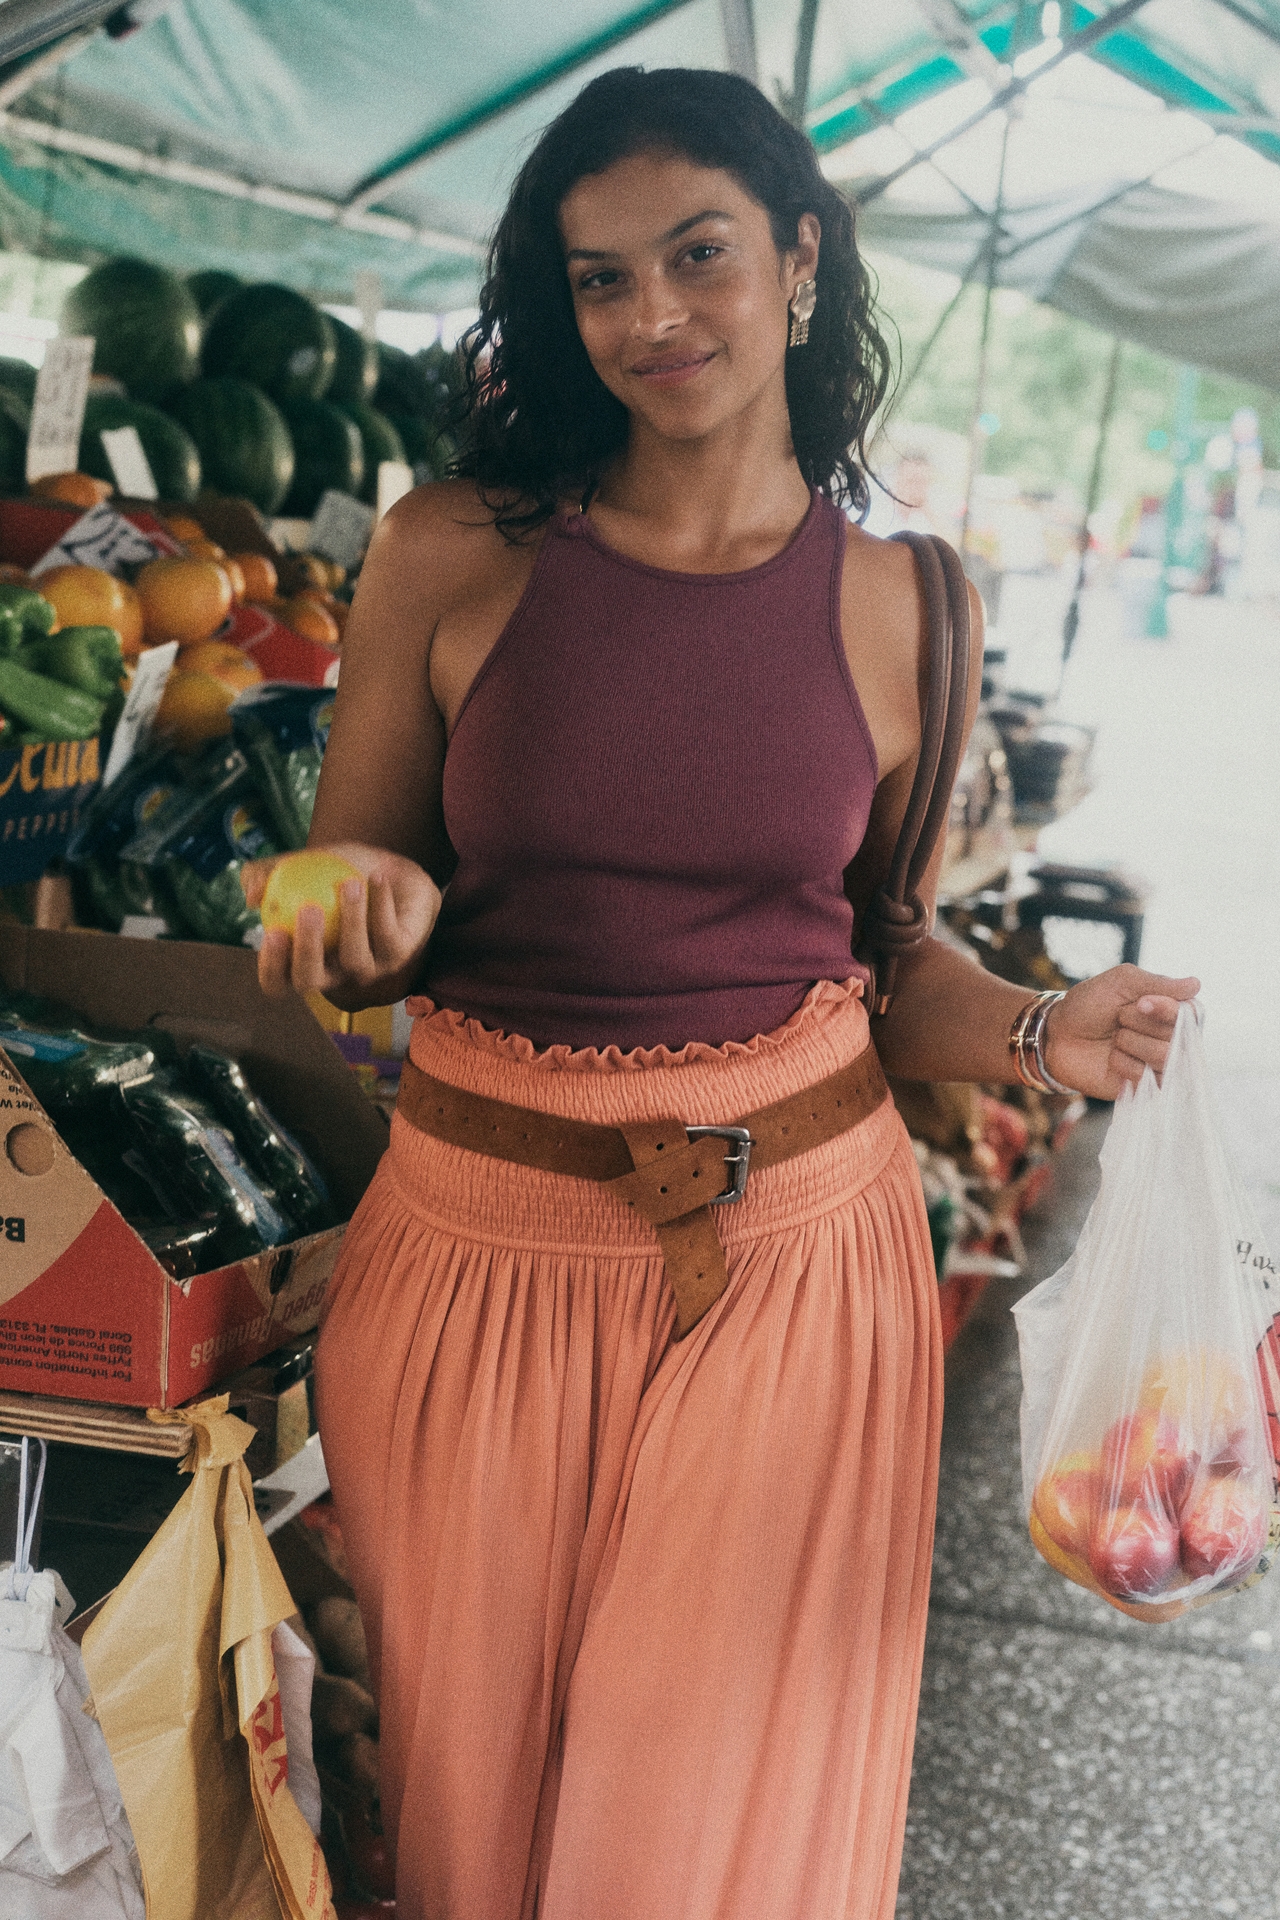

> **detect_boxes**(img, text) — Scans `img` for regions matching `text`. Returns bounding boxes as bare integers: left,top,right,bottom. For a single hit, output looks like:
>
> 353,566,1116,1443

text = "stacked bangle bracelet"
1008,990,1075,1096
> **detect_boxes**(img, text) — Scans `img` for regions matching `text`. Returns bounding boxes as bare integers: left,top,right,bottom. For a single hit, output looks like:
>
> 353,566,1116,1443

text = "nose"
630,268,688,342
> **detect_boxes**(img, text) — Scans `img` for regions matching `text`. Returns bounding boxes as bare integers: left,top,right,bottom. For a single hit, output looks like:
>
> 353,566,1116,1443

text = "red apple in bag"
1088,1502,1181,1601
1178,1474,1269,1583
1100,1408,1195,1514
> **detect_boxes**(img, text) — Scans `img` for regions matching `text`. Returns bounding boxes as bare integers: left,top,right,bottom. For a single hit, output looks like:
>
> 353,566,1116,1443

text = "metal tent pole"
959,103,1014,553
1061,333,1123,668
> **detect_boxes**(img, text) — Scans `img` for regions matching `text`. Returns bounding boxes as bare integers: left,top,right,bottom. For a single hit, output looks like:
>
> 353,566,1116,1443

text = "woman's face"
558,150,820,446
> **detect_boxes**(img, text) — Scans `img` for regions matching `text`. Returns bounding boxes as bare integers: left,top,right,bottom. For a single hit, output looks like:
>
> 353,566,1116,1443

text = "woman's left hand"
1043,965,1201,1100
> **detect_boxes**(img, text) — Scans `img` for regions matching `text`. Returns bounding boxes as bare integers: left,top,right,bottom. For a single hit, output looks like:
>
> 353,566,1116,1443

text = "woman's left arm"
846,571,1197,1097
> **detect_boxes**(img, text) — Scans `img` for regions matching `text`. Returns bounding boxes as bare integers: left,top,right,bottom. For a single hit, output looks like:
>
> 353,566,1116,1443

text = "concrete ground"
896,586,1280,1917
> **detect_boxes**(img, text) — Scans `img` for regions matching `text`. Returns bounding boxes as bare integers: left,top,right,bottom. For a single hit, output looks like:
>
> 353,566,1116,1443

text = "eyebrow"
565,208,735,262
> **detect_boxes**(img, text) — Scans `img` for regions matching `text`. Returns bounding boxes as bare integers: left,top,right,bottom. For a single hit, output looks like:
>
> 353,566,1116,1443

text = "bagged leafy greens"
121,747,280,945
230,683,334,850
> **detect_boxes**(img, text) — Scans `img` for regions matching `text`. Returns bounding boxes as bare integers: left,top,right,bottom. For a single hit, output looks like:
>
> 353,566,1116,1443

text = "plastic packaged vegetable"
122,748,280,945
0,1009,160,1117
230,683,334,849
185,1044,334,1236
65,743,185,931
1015,1004,1279,1621
114,1072,294,1265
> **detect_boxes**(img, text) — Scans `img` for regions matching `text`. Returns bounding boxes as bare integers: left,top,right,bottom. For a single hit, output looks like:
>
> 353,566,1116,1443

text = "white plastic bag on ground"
0,1439,144,1917
1014,1003,1280,1621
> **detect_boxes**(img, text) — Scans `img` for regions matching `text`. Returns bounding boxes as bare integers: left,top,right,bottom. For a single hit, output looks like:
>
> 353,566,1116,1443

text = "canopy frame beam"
718,0,757,83
0,107,488,258
344,0,700,217
858,0,1154,206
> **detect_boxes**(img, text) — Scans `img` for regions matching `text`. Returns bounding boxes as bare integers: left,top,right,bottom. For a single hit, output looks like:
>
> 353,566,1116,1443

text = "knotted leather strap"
856,532,972,1016
397,1044,888,1338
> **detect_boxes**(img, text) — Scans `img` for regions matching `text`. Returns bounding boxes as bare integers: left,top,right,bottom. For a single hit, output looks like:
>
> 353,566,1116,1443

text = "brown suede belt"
395,1044,889,1337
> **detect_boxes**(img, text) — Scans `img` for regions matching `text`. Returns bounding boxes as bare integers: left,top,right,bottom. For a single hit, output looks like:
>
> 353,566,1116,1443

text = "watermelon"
0,357,37,408
327,315,378,406
166,377,295,515
337,402,405,502
373,341,433,418
280,399,364,516
0,387,27,493
202,284,336,404
79,393,201,503
187,269,242,317
59,258,201,403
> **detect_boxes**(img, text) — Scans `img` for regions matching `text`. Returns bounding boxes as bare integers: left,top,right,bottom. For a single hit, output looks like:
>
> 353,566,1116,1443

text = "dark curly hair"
453,66,892,536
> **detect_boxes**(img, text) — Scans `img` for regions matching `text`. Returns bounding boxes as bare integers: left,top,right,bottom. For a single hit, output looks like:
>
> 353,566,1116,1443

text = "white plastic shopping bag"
0,1440,144,1917
1014,1002,1280,1621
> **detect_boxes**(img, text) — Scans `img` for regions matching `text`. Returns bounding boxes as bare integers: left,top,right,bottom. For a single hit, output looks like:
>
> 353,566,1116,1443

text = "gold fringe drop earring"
789,278,817,348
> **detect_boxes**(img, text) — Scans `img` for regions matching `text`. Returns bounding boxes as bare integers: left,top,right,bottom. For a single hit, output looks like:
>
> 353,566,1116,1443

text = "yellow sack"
81,1398,335,1920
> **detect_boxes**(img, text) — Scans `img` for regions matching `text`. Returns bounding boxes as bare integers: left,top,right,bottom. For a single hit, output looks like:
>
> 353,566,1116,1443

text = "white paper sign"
375,458,414,522
99,424,157,500
101,640,178,788
309,488,374,569
354,270,382,343
29,501,164,578
25,336,94,482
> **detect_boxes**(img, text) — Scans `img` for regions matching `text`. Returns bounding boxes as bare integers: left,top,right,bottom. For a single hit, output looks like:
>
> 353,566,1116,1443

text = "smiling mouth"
630,351,716,383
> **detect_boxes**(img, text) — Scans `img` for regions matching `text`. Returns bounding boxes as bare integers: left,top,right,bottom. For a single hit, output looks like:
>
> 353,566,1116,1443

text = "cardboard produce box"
0,926,386,1408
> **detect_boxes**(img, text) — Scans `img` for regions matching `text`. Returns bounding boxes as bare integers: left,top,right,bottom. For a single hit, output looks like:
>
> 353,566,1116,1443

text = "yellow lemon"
259,850,363,951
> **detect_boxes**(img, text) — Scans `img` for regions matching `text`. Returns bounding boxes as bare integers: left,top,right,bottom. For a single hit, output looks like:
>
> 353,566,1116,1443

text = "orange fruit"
218,556,246,602
38,564,145,657
30,472,113,508
232,551,278,601
279,552,331,595
135,557,233,645
176,640,263,694
163,512,206,543
260,850,363,951
283,595,340,648
153,669,235,753
184,537,226,562
0,564,31,586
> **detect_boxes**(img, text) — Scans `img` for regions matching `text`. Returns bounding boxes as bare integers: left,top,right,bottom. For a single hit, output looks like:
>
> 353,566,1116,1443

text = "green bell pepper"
0,584,56,639
0,657,106,740
20,626,123,703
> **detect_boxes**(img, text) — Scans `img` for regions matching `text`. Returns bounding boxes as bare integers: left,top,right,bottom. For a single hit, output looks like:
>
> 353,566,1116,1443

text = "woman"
248,67,1196,1920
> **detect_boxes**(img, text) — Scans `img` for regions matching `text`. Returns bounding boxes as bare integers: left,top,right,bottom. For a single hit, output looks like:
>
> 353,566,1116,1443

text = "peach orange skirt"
315,978,942,1920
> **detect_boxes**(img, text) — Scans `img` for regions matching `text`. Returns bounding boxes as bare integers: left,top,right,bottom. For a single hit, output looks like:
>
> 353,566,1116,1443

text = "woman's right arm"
245,485,461,1007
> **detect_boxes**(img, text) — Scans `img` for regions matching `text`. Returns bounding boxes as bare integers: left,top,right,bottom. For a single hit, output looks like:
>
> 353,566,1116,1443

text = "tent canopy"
0,0,1275,379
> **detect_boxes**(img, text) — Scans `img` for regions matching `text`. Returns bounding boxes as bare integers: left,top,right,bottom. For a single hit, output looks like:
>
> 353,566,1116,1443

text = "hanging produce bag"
81,1399,334,1918
1014,1003,1280,1621
0,1440,144,1918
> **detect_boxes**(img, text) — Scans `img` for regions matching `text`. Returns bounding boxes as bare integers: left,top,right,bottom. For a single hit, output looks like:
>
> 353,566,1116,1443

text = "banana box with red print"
0,925,387,1408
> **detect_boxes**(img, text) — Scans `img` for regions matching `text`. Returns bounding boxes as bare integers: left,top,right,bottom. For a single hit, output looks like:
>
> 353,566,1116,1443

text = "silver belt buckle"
684,1124,753,1204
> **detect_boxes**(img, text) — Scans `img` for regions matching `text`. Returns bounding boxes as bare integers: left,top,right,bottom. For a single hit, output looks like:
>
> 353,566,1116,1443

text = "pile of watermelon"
0,257,461,517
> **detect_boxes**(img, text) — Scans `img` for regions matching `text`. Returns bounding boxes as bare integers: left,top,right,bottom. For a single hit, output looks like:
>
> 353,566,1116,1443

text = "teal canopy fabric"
0,0,1275,379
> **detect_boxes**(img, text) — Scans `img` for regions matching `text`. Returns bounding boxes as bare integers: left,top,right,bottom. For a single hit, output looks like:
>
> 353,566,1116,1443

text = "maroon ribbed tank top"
418,489,879,1052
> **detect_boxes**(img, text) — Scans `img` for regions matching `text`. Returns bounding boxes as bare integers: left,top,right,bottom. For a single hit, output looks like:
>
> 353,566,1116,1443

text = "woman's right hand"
241,842,443,1007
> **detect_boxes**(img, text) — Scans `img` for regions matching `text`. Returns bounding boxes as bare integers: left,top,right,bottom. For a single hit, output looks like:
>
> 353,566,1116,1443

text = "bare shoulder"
364,476,536,606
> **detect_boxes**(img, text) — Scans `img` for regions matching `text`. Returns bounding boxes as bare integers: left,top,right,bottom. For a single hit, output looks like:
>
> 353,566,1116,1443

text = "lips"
629,350,716,384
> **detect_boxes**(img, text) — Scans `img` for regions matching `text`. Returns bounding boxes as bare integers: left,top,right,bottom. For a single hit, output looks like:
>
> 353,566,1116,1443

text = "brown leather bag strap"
855,531,972,1017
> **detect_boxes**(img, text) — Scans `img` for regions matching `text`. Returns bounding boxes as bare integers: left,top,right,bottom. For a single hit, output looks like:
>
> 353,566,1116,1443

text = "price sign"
309,488,374,569
29,500,164,578
375,459,414,522
99,424,158,500
354,270,382,343
102,641,179,788
25,336,94,482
